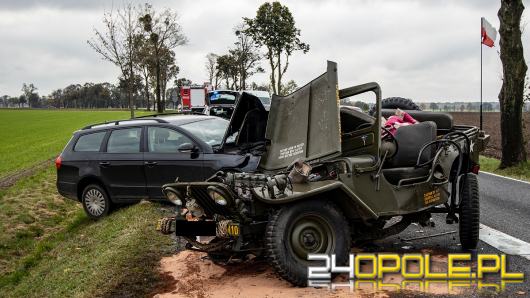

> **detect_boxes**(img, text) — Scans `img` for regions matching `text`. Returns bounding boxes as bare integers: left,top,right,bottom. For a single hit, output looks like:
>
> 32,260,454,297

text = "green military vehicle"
156,61,489,286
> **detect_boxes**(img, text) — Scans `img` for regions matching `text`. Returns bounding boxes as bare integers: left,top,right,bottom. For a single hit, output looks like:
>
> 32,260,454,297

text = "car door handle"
99,161,111,167
144,161,158,167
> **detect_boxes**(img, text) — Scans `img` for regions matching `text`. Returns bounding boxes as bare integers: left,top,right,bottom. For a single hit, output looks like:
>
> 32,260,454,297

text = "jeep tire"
82,184,111,219
459,173,480,250
369,97,421,116
265,200,351,286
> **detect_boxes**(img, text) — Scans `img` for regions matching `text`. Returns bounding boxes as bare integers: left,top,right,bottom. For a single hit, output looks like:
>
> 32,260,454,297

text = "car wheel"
265,200,351,286
82,184,111,219
459,173,480,250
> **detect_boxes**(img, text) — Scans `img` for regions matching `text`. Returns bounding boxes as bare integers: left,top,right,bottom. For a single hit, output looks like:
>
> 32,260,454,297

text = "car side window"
74,131,106,152
107,128,142,153
148,127,193,153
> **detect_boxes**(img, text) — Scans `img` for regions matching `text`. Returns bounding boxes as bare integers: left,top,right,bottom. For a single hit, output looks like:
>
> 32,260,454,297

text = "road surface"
375,172,530,296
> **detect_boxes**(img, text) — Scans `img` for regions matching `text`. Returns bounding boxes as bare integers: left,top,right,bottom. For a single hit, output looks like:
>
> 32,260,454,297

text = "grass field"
0,109,151,178
0,165,175,297
0,109,176,297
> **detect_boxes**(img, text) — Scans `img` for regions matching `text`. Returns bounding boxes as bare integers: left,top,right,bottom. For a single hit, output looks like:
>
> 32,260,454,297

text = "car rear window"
74,131,106,152
107,128,142,153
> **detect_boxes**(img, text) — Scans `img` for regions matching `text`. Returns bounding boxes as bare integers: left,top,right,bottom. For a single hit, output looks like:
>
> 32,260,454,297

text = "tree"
22,83,39,108
139,4,187,113
205,53,218,86
498,0,527,167
244,2,309,95
280,80,298,95
429,102,439,111
88,4,139,118
460,104,465,112
232,24,263,90
216,54,238,89
466,103,474,111
135,35,154,111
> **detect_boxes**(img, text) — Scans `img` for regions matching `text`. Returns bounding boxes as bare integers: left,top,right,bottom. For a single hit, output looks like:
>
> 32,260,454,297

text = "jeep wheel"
459,173,480,250
369,97,421,116
82,184,111,219
266,200,351,286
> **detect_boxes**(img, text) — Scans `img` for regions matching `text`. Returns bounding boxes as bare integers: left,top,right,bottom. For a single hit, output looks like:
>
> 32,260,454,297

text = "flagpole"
480,17,483,131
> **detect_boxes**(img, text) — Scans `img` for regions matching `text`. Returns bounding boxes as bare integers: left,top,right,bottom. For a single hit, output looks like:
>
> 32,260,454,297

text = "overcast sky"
0,0,528,102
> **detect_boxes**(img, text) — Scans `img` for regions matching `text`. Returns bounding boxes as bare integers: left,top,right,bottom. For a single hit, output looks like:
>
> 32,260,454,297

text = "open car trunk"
221,61,342,171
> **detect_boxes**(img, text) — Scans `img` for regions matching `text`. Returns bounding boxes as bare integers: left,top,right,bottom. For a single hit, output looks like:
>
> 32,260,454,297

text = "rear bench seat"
381,109,453,134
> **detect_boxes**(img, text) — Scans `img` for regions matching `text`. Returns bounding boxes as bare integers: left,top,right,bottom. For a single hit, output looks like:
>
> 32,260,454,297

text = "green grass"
479,156,530,182
0,109,152,178
0,167,175,297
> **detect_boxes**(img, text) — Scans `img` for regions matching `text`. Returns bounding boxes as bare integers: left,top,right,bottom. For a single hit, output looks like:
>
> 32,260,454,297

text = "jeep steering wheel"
381,126,398,157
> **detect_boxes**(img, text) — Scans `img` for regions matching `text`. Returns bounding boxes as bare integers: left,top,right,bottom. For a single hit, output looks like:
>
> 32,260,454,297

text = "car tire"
265,200,351,286
81,184,111,219
459,173,480,250
369,97,421,116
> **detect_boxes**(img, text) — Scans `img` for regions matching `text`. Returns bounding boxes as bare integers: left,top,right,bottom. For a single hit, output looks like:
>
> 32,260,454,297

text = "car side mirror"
178,143,198,153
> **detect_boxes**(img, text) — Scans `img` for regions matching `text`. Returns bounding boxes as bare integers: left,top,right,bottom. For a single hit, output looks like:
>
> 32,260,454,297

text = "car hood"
221,61,341,171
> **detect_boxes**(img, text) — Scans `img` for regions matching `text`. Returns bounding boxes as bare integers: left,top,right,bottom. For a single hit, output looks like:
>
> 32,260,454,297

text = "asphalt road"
372,172,530,296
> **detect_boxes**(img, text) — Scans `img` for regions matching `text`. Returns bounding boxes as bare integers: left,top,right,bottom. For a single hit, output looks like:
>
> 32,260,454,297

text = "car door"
144,126,204,199
99,127,146,201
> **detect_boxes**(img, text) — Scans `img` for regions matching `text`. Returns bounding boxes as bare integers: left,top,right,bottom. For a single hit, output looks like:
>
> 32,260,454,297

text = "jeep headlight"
163,187,183,206
207,186,228,206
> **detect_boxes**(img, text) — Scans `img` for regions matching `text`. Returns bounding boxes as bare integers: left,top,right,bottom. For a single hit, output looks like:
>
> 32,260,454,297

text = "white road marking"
480,171,530,185
479,224,530,261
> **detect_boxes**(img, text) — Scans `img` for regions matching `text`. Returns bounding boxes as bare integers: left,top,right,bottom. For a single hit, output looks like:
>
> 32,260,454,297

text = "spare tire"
369,97,421,116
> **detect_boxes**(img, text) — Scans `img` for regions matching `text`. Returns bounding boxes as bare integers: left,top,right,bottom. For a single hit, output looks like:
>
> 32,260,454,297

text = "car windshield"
208,92,237,105
180,118,229,147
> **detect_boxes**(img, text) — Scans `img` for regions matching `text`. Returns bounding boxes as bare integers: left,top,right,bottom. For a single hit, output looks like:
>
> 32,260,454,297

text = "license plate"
226,224,240,236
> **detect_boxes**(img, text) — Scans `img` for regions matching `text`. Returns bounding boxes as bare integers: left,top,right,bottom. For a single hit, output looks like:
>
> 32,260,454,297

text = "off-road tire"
265,200,351,286
459,173,480,250
369,97,421,116
81,184,111,219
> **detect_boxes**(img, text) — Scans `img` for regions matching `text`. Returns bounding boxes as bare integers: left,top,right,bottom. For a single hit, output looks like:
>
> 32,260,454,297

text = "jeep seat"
385,121,437,168
382,121,437,185
381,110,453,134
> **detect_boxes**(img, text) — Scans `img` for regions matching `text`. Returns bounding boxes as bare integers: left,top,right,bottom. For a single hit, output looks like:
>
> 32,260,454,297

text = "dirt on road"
154,250,467,298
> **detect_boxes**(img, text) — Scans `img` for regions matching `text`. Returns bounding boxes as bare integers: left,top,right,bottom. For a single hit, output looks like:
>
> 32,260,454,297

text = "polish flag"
481,17,497,47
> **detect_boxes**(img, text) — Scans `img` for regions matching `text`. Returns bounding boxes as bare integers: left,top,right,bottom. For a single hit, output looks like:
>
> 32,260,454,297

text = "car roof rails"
133,112,184,119
81,118,169,130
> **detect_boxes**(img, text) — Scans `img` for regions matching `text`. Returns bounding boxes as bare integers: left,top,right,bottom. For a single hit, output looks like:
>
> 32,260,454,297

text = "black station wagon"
56,115,258,218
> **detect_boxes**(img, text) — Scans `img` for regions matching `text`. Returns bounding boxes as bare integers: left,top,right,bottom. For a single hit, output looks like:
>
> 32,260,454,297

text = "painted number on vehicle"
227,224,240,236
423,189,441,205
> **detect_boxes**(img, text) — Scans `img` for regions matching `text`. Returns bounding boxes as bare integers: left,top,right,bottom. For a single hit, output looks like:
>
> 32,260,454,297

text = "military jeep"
156,61,489,286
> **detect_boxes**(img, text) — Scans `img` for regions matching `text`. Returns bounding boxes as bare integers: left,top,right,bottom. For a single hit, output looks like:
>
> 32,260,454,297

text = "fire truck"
179,84,212,113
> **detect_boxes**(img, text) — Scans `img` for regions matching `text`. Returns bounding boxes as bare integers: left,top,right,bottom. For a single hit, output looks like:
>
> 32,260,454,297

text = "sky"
0,0,528,102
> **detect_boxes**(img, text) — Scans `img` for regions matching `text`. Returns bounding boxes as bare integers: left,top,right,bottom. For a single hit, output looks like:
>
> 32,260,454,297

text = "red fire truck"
179,84,212,113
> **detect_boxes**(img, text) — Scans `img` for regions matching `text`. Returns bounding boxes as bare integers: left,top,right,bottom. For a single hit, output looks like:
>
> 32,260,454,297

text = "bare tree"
88,4,139,118
139,4,187,113
233,25,263,90
498,0,527,167
205,53,218,86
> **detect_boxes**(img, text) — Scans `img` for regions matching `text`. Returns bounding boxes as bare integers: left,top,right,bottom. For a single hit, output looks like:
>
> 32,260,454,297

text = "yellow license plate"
226,224,240,236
